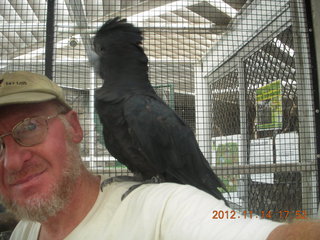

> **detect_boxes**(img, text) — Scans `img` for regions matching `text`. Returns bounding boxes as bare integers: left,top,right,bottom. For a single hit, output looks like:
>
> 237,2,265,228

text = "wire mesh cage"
0,0,319,221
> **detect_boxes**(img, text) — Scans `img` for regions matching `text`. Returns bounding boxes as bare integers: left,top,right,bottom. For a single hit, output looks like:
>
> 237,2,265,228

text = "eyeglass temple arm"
0,132,12,139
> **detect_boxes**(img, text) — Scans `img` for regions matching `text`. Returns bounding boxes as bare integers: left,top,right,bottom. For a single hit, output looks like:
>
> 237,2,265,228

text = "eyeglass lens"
13,117,48,146
0,117,49,158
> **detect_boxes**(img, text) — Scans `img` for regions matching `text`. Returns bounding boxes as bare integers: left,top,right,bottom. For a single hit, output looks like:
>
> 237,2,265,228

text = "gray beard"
0,140,83,223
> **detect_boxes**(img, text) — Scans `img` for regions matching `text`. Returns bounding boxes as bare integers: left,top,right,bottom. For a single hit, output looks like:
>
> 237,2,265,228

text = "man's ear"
64,110,83,143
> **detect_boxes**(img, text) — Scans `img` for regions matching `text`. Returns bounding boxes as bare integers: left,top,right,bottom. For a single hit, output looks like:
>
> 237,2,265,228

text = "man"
0,71,319,240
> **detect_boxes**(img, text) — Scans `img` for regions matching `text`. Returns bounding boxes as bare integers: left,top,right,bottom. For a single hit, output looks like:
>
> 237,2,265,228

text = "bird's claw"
100,175,138,192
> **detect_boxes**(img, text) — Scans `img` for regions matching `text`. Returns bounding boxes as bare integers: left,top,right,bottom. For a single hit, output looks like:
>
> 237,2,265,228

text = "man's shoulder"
114,180,227,215
127,181,223,202
99,176,193,198
100,176,225,206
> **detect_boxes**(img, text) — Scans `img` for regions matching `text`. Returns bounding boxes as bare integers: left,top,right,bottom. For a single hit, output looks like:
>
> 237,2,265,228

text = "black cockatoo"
93,17,227,202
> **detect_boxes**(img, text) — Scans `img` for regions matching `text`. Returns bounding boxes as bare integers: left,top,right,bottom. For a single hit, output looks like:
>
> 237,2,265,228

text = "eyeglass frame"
0,113,61,158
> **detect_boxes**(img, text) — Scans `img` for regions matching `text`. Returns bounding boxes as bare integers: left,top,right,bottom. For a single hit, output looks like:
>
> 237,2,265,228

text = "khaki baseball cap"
0,71,71,110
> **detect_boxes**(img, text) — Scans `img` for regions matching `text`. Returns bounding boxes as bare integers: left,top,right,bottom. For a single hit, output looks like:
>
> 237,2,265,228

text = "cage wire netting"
0,0,319,221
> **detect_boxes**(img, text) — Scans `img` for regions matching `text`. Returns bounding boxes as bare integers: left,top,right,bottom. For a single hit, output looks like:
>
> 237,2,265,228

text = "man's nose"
2,136,32,173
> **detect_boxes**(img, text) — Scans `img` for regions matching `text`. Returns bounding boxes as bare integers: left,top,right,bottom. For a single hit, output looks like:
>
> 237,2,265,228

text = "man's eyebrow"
0,116,30,132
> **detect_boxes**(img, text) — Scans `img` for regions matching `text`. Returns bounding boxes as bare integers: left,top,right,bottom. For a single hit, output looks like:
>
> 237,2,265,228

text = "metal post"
89,68,96,168
45,0,55,79
194,63,212,162
290,0,318,217
238,58,250,212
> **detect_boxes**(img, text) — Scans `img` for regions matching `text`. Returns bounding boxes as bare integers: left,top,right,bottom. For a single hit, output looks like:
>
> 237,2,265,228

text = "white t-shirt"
10,177,283,240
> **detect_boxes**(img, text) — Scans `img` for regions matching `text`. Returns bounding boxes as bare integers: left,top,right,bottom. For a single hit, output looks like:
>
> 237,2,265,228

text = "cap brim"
0,92,57,107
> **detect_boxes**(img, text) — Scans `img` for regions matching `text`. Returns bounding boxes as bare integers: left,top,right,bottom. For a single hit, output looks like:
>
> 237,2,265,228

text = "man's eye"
26,123,37,131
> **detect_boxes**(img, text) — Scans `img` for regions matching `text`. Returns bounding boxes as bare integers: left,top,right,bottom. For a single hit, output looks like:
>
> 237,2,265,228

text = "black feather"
93,17,228,202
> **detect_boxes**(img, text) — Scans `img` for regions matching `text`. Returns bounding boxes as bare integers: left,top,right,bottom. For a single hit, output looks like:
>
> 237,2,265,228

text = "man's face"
0,102,83,222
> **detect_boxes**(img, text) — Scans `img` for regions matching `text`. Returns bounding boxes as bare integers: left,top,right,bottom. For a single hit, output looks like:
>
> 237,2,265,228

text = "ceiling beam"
0,22,228,34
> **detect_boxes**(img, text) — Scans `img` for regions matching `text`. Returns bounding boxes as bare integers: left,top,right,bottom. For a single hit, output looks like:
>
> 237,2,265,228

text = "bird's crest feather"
94,17,144,56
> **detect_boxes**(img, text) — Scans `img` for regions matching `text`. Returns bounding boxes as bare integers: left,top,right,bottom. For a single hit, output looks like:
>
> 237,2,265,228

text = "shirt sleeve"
158,183,283,240
92,182,283,240
113,182,283,240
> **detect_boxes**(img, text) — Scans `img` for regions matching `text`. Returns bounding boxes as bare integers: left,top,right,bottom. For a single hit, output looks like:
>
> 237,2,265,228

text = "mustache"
6,163,46,185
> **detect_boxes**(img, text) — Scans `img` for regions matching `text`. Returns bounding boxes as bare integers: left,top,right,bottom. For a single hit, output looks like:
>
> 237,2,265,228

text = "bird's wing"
123,94,226,199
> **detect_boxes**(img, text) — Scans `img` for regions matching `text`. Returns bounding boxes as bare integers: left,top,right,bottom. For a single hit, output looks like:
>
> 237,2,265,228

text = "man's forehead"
2,102,45,112
0,102,55,123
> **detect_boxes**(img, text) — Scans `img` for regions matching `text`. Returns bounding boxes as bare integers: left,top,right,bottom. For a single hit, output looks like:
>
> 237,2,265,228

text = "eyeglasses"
0,114,60,159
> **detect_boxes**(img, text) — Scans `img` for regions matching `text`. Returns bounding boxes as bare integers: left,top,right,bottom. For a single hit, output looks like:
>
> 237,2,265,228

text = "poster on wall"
212,135,241,193
256,80,283,131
